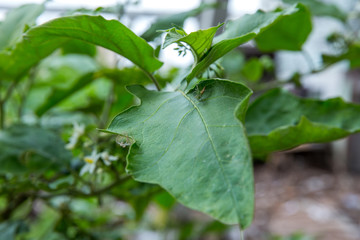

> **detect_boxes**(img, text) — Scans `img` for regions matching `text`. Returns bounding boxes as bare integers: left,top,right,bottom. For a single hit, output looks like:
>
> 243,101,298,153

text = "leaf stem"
18,67,37,119
0,81,17,129
144,71,161,91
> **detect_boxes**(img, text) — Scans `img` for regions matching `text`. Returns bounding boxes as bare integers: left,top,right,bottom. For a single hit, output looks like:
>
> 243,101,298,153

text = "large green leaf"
0,125,72,174
283,0,346,21
0,15,162,81
245,89,360,158
107,79,254,227
186,4,311,81
0,4,44,50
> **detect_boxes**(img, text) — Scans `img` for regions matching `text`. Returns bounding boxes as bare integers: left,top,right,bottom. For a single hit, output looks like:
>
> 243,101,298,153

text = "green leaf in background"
283,0,346,22
241,58,263,82
162,25,222,63
107,80,254,227
0,15,162,81
0,4,44,50
0,125,72,174
141,3,215,41
35,72,97,116
0,221,27,240
186,3,311,81
322,44,360,69
245,89,360,158
24,54,98,115
254,3,312,51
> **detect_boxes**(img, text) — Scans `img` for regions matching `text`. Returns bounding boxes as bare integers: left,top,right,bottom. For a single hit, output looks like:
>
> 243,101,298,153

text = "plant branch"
39,175,131,199
0,81,17,129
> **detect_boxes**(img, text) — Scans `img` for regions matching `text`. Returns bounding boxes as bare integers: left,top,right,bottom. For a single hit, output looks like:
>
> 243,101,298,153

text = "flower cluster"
65,122,85,150
80,150,118,176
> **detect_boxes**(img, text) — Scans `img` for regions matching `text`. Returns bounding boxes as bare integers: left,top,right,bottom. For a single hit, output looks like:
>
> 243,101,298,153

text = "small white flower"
100,151,118,166
65,122,85,150
80,150,100,176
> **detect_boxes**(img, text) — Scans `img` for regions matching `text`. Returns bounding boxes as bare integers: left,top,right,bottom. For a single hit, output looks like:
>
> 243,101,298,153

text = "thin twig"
39,175,131,199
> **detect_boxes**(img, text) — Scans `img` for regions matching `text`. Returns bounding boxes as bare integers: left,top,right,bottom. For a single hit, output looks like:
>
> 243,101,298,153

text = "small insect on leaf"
116,134,133,148
196,86,206,100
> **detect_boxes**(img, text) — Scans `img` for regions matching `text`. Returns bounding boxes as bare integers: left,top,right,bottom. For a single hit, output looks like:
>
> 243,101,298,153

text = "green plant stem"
302,49,316,72
18,67,37,119
0,81,17,129
144,71,161,91
40,175,131,199
99,80,115,129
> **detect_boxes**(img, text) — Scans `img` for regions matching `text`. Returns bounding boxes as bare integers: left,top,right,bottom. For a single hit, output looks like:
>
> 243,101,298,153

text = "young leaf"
107,80,254,227
245,89,360,158
0,15,162,81
186,3,311,81
162,25,222,63
0,4,44,50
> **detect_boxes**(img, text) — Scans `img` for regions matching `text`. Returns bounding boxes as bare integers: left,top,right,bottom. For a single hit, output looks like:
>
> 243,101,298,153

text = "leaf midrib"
178,89,240,220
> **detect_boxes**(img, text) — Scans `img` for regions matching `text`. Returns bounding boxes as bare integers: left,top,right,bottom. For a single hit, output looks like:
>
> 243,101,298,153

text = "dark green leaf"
0,125,72,174
245,89,360,158
0,4,44,50
107,79,254,227
35,72,97,116
0,15,162,81
283,0,346,21
255,4,312,51
322,44,360,69
241,58,263,82
186,4,310,81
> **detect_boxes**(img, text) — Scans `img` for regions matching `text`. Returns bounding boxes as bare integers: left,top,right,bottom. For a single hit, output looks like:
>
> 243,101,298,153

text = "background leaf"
0,3,44,50
107,79,254,227
245,89,360,158
0,15,162,81
0,125,72,174
254,3,312,51
283,0,346,21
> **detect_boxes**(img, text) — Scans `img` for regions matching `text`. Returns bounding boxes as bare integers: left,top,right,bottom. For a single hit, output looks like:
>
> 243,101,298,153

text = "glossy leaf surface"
0,15,162,81
107,80,254,227
245,89,360,158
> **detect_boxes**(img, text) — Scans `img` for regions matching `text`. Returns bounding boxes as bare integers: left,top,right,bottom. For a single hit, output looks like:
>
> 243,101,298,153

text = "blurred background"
0,0,360,239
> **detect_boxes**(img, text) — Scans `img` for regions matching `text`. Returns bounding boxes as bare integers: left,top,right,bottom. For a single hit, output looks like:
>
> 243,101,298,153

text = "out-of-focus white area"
0,0,355,99
0,0,261,69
